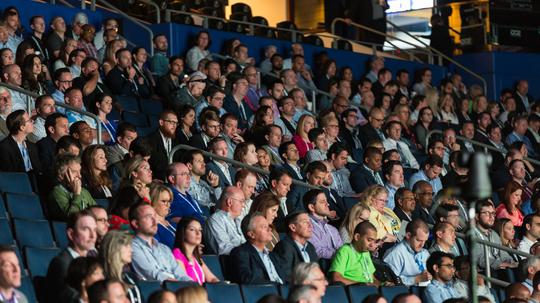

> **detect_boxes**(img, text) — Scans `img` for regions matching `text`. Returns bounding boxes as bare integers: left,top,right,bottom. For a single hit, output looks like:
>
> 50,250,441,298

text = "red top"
293,134,313,158
495,203,524,226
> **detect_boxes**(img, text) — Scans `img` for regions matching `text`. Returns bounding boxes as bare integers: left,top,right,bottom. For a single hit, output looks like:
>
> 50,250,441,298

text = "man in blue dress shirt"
423,251,459,303
409,155,443,195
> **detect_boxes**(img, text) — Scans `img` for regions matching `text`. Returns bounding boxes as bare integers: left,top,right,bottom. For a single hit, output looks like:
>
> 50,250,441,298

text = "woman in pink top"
292,114,316,158
172,217,219,284
495,181,524,227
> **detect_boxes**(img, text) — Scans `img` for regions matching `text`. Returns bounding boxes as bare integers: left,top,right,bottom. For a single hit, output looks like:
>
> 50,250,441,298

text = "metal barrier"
168,144,320,190
425,129,540,166
0,83,103,144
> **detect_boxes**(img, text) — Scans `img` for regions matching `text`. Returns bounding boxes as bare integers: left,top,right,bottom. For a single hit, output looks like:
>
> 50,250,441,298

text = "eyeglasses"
418,192,434,197
163,120,178,125
480,211,496,217
58,80,73,83
173,172,190,177
95,218,108,224
440,264,455,269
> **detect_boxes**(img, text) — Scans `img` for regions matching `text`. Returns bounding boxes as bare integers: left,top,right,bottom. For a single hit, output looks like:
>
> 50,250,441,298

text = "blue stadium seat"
5,193,45,220
241,284,279,303
0,218,14,245
279,284,290,298
347,285,379,303
123,111,149,127
0,172,33,194
140,100,164,115
322,285,348,303
205,283,243,303
137,126,156,137
163,280,198,292
13,219,55,248
51,221,68,248
0,195,6,218
136,281,162,302
24,246,60,277
148,115,159,130
116,96,140,112
95,199,110,210
201,255,224,280
380,286,410,302
107,108,121,121
490,287,501,303
410,286,425,300
20,275,37,303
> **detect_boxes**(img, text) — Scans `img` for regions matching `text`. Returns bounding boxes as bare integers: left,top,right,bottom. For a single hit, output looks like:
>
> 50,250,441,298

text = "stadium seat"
0,195,6,218
347,285,379,303
5,193,45,220
278,284,290,298
380,286,410,302
0,172,33,194
231,2,252,17
122,111,149,127
336,39,353,51
322,285,348,303
140,100,164,116
116,95,140,112
95,199,110,210
318,258,332,278
410,286,425,299
0,218,14,245
304,35,324,47
206,283,243,303
201,255,224,280
491,287,502,303
51,221,68,248
185,0,205,10
137,127,156,137
24,246,60,277
163,280,198,292
136,281,162,302
241,284,279,303
13,219,55,248
173,13,194,25
20,275,37,303
107,108,121,121
276,21,299,41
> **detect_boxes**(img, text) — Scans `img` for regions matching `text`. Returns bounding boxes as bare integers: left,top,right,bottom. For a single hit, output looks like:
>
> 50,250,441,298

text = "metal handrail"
425,129,540,166
137,0,161,24
0,82,103,144
91,0,155,56
168,144,320,190
330,18,424,64
164,9,305,43
388,0,488,14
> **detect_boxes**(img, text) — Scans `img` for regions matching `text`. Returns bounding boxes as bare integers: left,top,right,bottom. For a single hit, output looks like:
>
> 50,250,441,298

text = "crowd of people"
2,5,540,303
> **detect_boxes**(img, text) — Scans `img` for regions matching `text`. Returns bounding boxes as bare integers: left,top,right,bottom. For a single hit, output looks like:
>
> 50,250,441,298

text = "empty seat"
410,286,425,299
136,281,162,303
229,12,250,22
279,284,290,298
137,127,156,137
107,108,121,121
24,246,60,277
241,284,279,303
185,0,205,10
276,21,298,41
123,111,149,127
0,172,33,194
0,196,6,218
5,193,45,220
380,286,410,302
13,219,55,248
20,275,38,303
322,285,348,303
116,96,140,112
347,285,378,303
0,218,14,245
202,255,224,280
231,3,252,17
169,1,187,11
206,283,243,303
140,100,164,116
163,281,198,292
336,39,353,51
173,13,194,25
304,35,324,47
95,199,110,210
51,221,68,248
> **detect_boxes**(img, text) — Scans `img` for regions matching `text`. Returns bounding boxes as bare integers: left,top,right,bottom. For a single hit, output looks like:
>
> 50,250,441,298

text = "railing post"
165,10,171,23
372,45,377,56
203,17,209,29
249,24,254,36
311,90,316,111
291,30,296,43
91,0,96,11
484,244,491,288
311,90,316,114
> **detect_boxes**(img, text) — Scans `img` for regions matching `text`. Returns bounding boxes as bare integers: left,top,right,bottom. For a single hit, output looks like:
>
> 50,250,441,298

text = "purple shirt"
308,215,343,259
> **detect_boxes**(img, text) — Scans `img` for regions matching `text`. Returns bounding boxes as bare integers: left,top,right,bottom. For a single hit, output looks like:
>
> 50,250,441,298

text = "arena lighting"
459,152,492,303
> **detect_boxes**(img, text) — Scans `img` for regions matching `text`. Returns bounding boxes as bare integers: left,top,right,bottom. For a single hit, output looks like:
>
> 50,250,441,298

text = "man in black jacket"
273,211,319,280
146,110,180,181
105,48,150,98
156,56,185,110
350,146,384,194
359,107,386,148
229,213,285,284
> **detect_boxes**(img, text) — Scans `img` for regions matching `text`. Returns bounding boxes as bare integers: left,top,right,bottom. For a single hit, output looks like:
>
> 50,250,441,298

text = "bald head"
219,186,245,217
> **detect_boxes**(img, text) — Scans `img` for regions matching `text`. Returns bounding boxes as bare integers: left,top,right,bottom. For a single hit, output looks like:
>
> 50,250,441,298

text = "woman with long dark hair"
81,144,113,199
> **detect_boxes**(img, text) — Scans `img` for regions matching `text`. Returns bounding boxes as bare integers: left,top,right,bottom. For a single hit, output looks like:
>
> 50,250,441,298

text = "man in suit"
206,137,236,188
339,108,363,151
223,74,253,131
411,181,436,225
0,245,28,303
229,213,285,284
279,141,304,181
273,211,319,280
146,110,180,181
266,169,293,232
393,188,416,224
263,124,285,166
526,114,540,156
513,80,533,114
46,210,97,302
156,56,184,110
287,161,326,213
350,146,384,193
359,107,386,148
486,124,507,172
0,110,43,191
189,110,220,151
459,121,477,153
105,122,137,166
105,48,150,98
37,113,69,192
475,111,491,144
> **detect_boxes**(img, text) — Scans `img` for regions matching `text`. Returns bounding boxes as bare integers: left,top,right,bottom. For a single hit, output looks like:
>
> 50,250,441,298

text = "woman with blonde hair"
436,93,459,125
122,155,153,202
149,182,177,249
321,115,340,147
102,39,124,75
293,114,316,158
176,285,208,303
339,203,371,243
99,230,142,303
359,185,400,243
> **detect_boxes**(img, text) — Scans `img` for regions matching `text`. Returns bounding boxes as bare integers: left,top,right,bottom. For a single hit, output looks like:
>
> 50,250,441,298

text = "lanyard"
176,191,203,215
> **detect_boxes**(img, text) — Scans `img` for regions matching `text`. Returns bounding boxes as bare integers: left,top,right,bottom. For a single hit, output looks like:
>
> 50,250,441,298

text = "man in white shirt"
518,214,540,257
383,121,419,169
236,169,258,221
29,95,56,143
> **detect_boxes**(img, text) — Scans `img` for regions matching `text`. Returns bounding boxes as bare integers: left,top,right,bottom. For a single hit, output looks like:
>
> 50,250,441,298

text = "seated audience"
409,155,444,195
81,144,113,199
423,251,458,303
149,182,176,249
496,180,525,227
248,191,282,250
339,203,371,243
518,214,540,256
453,256,496,302
166,162,206,224
350,147,384,193
63,256,105,303
0,246,28,303
182,149,221,209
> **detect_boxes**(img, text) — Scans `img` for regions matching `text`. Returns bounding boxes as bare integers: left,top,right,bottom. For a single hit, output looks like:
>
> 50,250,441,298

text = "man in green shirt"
330,221,378,285
48,154,96,221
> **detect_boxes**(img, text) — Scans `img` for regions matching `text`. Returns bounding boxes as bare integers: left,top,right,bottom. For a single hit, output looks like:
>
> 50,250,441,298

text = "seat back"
136,281,162,303
116,95,140,112
0,195,6,218
95,199,110,210
322,285,348,303
201,255,224,280
20,275,38,303
6,193,45,220
231,3,252,17
347,285,379,303
24,246,61,277
0,218,14,245
122,111,149,127
241,284,279,303
336,39,353,51
140,100,164,116
380,286,410,302
0,173,33,194
163,281,198,292
206,283,243,303
13,219,55,248
51,221,68,248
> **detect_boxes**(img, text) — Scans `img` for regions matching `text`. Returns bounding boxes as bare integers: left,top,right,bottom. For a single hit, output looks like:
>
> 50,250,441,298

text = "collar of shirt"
294,240,309,252
363,164,375,175
117,143,129,154
67,246,81,259
135,234,159,248
159,130,171,148
309,214,329,226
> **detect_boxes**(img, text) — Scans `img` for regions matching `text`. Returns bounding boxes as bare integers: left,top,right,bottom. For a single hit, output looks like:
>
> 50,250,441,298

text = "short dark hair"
55,135,81,155
382,160,402,180
6,109,26,135
45,113,67,136
128,200,151,226
308,128,324,143
426,251,455,276
88,279,124,303
435,203,460,222
363,147,382,164
67,209,94,232
303,189,324,212
475,199,494,214
69,121,89,136
169,55,183,65
423,155,444,169
116,122,137,138
180,149,204,165
285,210,309,233
353,221,376,236
327,142,350,160
269,168,292,183
278,141,296,161
128,137,152,157
305,161,327,175
406,218,429,236
53,67,71,82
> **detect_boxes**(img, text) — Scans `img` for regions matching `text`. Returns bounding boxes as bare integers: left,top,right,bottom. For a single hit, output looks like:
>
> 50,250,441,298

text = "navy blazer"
229,242,285,284
358,124,384,148
349,165,381,194
273,236,319,280
323,187,347,221
286,184,309,212
282,162,304,181
206,161,236,188
223,95,253,130
146,130,180,181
